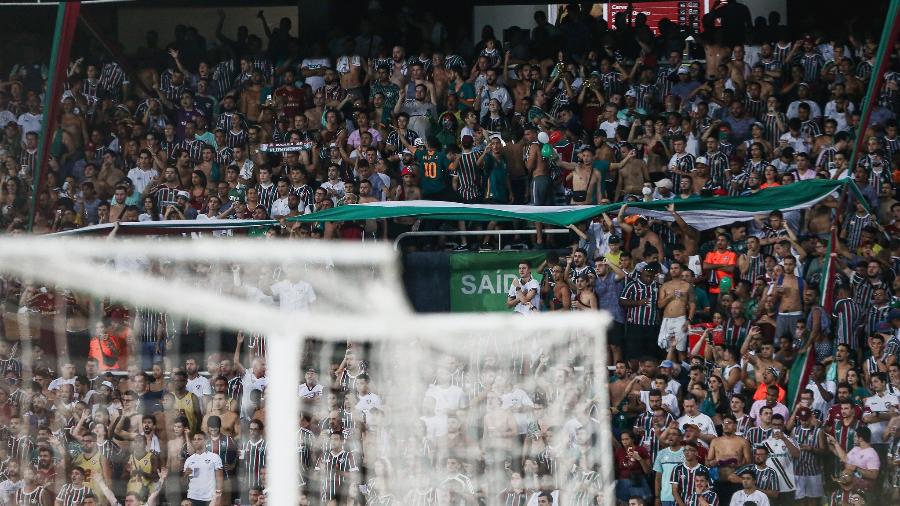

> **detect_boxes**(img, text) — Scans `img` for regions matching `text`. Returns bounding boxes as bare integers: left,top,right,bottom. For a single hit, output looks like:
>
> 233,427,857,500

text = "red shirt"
704,249,737,294
614,445,651,479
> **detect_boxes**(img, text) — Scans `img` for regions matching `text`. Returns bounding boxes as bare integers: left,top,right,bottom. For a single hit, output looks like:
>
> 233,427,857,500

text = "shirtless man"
523,126,551,245
690,158,713,194
804,200,837,238
745,338,785,388
358,180,378,204
612,143,649,200
508,62,535,114
96,154,125,199
708,414,751,494
618,210,665,259
336,40,366,97
609,361,641,407
201,393,240,437
559,146,602,205
239,69,264,120
658,272,696,360
772,256,803,340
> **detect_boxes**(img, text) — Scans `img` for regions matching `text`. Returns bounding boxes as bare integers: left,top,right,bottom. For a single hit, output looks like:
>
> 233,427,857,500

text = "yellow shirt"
127,451,154,495
605,250,623,267
173,391,199,432
72,450,105,503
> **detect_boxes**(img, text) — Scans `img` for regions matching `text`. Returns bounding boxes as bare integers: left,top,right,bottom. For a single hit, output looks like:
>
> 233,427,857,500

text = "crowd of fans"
0,0,899,505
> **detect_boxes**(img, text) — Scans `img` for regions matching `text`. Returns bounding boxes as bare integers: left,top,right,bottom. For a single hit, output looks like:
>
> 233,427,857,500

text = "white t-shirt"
729,489,770,506
17,112,41,139
48,377,77,391
864,391,900,443
425,384,466,416
507,278,540,315
127,167,159,195
677,413,717,436
270,196,290,218
501,388,534,434
599,120,620,139
183,451,223,501
805,380,836,415
355,392,382,416
779,132,808,155
763,435,797,492
301,58,331,92
298,382,324,400
640,390,680,417
187,375,212,407
270,280,316,312
239,369,268,419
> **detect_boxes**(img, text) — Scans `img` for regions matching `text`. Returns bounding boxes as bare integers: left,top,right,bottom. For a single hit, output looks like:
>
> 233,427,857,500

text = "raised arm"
232,331,247,375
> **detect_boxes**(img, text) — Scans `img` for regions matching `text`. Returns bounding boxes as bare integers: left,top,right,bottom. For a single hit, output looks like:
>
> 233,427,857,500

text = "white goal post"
0,236,613,505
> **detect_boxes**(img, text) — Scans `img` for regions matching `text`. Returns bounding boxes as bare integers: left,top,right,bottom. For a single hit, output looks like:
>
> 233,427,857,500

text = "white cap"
625,89,637,98
695,156,708,166
654,178,673,189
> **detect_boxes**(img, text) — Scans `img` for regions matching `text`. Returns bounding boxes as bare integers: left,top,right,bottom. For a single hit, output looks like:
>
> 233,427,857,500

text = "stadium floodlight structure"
0,236,612,505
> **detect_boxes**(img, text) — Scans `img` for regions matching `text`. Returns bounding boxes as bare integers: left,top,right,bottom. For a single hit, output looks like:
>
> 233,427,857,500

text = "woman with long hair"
759,164,781,189
613,431,652,504
189,170,208,211
705,374,730,424
629,118,670,174
195,145,221,186
846,368,871,406
139,196,159,222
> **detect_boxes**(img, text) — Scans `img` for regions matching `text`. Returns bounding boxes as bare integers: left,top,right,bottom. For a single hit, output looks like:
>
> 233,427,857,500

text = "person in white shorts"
657,268,695,360
790,406,825,504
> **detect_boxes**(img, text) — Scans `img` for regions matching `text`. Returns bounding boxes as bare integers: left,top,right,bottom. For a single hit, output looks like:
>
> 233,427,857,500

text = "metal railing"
392,228,572,251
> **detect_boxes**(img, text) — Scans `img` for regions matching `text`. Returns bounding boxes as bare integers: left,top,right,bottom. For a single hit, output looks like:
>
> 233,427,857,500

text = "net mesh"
0,236,611,505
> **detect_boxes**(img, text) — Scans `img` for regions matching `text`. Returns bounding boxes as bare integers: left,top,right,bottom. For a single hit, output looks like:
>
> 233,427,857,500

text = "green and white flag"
292,179,865,231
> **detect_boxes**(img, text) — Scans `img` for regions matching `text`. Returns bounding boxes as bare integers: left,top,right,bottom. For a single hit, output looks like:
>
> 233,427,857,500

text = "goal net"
0,236,612,506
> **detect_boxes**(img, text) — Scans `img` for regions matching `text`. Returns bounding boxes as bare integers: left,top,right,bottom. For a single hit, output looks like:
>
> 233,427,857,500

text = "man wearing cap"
620,263,662,365
791,406,826,506
298,367,323,402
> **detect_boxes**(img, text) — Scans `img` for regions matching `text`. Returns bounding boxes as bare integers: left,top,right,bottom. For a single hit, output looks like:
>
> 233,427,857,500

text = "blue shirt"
653,447,685,502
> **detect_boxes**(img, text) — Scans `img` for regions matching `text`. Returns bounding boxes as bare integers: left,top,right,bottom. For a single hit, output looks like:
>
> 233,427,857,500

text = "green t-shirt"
449,79,476,102
484,153,509,204
247,225,269,238
227,185,247,203
436,129,458,150
415,149,449,196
